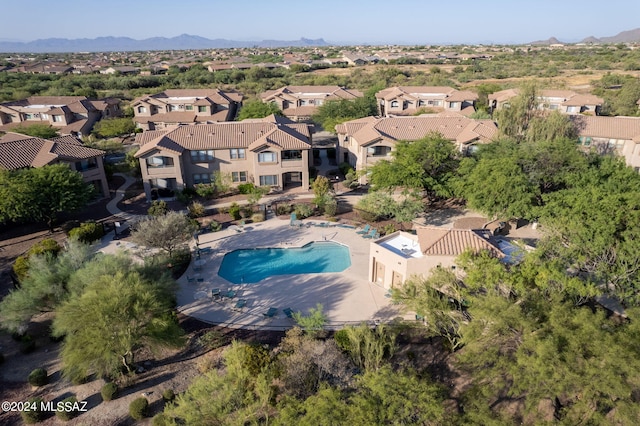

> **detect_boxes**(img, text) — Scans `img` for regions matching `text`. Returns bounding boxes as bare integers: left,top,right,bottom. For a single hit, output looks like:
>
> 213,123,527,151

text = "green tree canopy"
237,99,283,120
91,117,136,140
367,132,459,197
0,164,94,231
12,123,59,139
52,269,182,381
131,211,198,259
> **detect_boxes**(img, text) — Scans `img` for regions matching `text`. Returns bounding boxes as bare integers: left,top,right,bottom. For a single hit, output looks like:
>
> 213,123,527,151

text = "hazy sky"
3,0,639,45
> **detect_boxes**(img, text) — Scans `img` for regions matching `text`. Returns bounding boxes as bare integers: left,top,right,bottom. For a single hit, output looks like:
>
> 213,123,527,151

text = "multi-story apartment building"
489,89,603,115
0,132,109,198
572,115,640,171
336,115,498,182
261,86,363,121
376,86,478,116
134,115,312,200
132,89,243,131
0,96,121,138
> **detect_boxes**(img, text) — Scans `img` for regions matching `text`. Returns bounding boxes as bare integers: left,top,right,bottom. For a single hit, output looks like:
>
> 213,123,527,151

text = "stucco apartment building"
0,96,121,138
376,86,478,117
134,115,312,200
335,115,498,181
572,115,640,171
489,89,604,115
132,89,243,131
0,132,109,198
261,86,363,121
369,227,505,289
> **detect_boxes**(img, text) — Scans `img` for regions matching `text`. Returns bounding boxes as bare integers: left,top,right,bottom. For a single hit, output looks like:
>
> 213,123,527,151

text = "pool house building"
369,227,505,289
135,115,313,200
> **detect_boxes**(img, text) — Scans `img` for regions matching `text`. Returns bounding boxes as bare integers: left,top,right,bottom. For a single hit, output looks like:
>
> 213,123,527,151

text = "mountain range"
0,34,329,53
529,28,640,45
2,28,640,53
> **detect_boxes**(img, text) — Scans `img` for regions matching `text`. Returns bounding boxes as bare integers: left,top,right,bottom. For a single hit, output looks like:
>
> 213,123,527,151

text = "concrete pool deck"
176,216,407,330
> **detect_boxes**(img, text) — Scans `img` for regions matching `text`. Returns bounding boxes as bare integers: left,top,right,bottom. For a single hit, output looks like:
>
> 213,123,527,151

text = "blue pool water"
217,241,351,284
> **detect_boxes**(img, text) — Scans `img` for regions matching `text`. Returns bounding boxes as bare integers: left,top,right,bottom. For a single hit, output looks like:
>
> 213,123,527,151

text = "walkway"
105,173,147,223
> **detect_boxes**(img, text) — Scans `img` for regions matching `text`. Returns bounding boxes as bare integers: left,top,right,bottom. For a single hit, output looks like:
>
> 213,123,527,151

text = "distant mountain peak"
0,35,329,53
529,36,563,45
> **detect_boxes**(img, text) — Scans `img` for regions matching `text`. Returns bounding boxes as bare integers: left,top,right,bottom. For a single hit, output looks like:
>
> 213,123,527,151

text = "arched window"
390,100,399,108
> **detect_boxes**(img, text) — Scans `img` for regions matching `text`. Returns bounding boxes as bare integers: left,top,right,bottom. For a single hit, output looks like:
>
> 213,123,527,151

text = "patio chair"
211,288,221,299
282,307,294,319
196,277,204,282
224,289,237,299
263,307,278,318
233,299,247,311
362,228,378,239
356,224,371,235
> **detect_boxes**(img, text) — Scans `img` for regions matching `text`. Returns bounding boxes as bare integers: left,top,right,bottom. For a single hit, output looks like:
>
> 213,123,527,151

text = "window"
185,105,193,111
258,151,277,163
190,150,215,162
198,106,207,113
367,146,391,156
41,113,49,120
52,115,63,122
230,148,246,159
259,175,278,186
169,104,178,111
137,106,147,113
390,100,399,108
74,158,98,171
146,156,174,168
282,150,302,161
580,137,592,147
549,104,559,110
567,106,578,113
449,101,459,109
193,173,214,184
232,171,247,182
25,113,37,120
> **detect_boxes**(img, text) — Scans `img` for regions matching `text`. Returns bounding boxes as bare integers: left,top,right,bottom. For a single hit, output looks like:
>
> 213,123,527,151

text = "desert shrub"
344,169,358,188
187,201,206,218
239,207,252,219
28,368,48,387
13,238,62,281
237,183,255,194
228,202,241,220
251,212,265,223
56,396,79,421
195,183,216,199
381,223,398,236
129,397,149,420
276,204,293,215
162,389,175,402
20,334,36,354
324,197,338,217
101,382,118,401
148,200,168,216
176,189,194,204
333,329,350,351
357,209,378,222
197,330,228,350
338,161,353,176
153,413,172,426
20,397,44,424
294,203,314,219
209,220,222,232
69,221,105,243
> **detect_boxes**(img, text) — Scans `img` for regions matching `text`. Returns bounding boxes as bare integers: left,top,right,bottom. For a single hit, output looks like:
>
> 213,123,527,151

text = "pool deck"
177,216,406,330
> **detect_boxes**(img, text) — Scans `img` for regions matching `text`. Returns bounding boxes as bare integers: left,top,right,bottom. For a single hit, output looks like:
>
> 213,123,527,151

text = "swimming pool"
217,241,351,284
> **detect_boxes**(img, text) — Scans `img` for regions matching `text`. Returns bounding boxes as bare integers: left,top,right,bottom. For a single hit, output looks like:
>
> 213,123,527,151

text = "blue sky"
3,0,640,44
